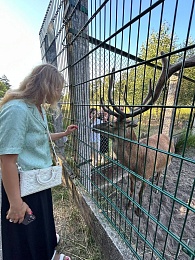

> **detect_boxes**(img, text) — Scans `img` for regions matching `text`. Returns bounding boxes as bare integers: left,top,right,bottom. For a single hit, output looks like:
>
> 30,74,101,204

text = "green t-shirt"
0,99,52,170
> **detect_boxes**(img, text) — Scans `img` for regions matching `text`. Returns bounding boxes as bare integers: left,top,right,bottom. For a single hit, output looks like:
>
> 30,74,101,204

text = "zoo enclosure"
39,0,195,259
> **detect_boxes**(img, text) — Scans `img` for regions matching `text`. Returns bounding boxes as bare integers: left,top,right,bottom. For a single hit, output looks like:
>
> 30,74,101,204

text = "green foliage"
139,22,179,60
178,78,194,106
90,75,110,105
126,22,179,106
52,185,70,201
46,112,55,132
52,185,102,259
176,37,195,105
90,22,195,108
175,131,195,151
0,75,11,98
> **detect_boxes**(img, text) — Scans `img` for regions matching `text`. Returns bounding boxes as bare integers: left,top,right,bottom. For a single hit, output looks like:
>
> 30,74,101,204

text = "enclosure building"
39,0,195,259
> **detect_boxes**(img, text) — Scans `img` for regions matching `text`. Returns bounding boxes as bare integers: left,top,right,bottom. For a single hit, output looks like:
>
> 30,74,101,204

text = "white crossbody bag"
19,131,62,197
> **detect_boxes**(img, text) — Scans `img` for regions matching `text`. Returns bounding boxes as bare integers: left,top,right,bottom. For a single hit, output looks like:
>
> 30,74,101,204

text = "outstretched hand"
65,124,78,135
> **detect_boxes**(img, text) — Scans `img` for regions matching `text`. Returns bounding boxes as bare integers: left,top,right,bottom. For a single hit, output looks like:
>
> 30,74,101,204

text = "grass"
52,185,102,260
142,107,192,119
175,130,195,152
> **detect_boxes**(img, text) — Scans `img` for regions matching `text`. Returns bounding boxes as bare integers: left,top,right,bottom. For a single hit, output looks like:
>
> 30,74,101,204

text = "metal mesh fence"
39,0,195,259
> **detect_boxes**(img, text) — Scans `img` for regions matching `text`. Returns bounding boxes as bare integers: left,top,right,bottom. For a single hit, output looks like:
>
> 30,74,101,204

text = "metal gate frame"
39,1,195,259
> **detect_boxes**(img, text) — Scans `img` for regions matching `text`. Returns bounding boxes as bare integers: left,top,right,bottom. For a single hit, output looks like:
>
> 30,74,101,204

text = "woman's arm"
50,124,78,141
0,154,32,224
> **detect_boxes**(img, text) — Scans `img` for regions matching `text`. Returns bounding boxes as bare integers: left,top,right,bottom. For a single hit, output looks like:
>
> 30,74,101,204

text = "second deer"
93,51,195,216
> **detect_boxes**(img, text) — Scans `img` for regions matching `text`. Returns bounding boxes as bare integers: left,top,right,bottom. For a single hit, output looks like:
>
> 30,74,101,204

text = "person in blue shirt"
0,64,78,260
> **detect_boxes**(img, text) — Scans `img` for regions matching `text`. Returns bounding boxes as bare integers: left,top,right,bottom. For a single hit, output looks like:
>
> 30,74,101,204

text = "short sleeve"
0,104,28,155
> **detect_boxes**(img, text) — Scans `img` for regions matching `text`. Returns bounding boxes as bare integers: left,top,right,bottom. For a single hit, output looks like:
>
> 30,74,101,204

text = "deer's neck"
113,128,138,154
113,129,139,171
126,128,137,141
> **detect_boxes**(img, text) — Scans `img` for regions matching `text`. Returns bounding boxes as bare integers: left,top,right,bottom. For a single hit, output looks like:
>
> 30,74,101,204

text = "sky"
0,0,50,88
0,0,194,89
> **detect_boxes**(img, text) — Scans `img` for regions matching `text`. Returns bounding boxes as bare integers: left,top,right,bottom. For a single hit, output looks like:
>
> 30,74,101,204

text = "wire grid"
39,0,195,259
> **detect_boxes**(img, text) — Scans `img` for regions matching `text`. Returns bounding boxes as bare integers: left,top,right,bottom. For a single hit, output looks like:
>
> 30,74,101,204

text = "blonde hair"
0,63,64,108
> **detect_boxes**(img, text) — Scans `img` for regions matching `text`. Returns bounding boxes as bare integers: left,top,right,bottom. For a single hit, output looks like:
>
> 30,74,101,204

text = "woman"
0,64,78,260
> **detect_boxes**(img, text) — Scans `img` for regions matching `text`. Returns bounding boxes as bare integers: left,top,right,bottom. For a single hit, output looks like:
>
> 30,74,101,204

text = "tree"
120,22,194,108
176,36,195,105
90,22,195,111
90,74,110,107
0,75,11,98
125,22,179,107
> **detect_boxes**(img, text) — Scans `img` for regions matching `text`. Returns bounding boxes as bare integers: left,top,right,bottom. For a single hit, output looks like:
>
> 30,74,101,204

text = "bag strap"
47,128,60,166
42,106,60,166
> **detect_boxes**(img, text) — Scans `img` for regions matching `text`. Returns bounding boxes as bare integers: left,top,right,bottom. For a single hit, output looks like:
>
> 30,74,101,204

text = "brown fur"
94,52,195,216
94,121,175,216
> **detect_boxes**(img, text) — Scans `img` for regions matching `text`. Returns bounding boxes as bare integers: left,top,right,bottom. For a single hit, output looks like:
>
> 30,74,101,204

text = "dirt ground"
92,148,195,260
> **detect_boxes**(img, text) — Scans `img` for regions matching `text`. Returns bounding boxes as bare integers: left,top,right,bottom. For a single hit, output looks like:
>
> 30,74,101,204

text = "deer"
93,51,195,216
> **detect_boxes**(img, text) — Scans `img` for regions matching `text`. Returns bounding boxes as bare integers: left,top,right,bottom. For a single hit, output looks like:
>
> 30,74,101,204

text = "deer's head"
93,51,195,139
93,119,138,140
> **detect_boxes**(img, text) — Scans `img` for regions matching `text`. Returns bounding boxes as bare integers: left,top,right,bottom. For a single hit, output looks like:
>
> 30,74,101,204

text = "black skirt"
1,183,57,260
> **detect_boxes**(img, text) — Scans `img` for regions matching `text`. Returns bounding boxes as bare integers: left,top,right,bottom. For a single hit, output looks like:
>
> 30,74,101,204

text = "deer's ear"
126,121,138,128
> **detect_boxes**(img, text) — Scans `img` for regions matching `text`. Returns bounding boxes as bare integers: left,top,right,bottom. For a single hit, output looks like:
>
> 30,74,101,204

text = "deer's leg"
126,177,134,210
155,171,161,184
153,171,161,193
135,181,146,216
